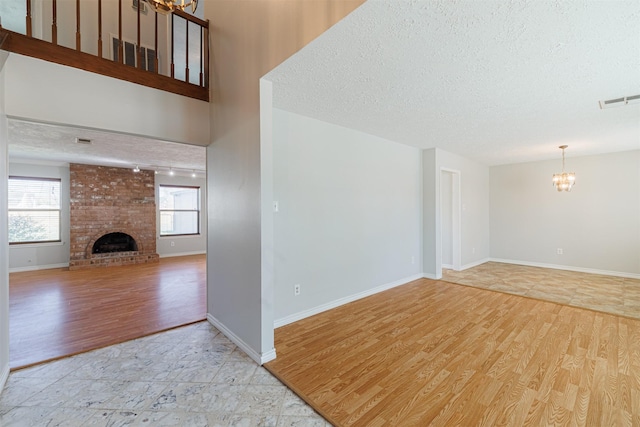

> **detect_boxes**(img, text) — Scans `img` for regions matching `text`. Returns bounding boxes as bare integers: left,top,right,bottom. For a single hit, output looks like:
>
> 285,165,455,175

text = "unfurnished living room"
1,0,639,426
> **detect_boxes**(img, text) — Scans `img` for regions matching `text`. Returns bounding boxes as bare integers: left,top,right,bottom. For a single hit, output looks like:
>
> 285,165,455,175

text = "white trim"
207,314,276,365
460,258,490,271
158,251,206,258
9,262,69,273
489,258,640,280
0,363,8,393
423,273,439,280
274,274,424,328
441,263,454,270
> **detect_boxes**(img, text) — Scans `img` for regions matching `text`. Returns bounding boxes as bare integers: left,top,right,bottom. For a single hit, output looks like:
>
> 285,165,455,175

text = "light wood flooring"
9,254,206,369
443,262,640,320
265,276,640,426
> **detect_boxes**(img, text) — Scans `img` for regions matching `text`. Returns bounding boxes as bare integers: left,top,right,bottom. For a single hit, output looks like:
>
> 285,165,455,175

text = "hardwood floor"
9,254,206,369
265,278,640,426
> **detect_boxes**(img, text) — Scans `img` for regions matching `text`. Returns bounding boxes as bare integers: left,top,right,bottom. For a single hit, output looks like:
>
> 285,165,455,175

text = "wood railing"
1,0,208,101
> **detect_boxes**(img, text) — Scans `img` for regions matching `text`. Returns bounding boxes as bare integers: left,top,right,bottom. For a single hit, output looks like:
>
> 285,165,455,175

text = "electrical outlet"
294,284,300,296
171,241,175,247
411,256,415,264
273,201,279,212
557,248,563,255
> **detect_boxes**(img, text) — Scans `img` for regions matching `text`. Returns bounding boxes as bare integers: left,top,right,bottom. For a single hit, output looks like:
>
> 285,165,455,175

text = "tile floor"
443,261,640,319
0,322,330,427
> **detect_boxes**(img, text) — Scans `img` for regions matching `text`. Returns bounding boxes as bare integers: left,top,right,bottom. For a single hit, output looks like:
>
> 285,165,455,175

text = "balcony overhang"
0,28,208,102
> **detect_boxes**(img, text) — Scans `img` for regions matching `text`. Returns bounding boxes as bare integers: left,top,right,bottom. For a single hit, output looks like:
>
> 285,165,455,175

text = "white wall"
155,173,207,257
0,51,11,393
272,109,423,325
4,54,209,146
8,162,71,271
423,148,491,278
437,149,490,269
490,150,640,276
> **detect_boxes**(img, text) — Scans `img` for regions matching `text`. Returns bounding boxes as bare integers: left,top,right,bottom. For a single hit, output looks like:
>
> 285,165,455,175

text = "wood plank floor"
9,254,206,369
265,278,640,426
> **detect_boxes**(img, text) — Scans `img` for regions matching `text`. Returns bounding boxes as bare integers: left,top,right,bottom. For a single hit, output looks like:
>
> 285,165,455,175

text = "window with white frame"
159,185,200,236
8,177,62,244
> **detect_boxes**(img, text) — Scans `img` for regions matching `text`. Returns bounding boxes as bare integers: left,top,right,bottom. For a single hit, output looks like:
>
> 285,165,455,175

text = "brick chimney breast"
68,164,159,270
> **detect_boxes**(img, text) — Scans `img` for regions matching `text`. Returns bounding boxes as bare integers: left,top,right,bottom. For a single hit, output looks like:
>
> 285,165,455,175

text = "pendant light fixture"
552,145,576,192
144,0,198,14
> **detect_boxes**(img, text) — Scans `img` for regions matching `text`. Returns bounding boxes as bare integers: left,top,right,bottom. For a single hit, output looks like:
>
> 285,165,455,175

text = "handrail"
2,0,209,101
0,29,208,102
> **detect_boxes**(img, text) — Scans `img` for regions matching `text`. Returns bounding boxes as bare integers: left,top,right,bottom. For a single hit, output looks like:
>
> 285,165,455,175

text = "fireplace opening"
92,232,138,254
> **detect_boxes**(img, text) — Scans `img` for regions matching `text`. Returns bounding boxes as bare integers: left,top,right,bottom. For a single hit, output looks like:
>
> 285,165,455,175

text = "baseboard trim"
158,251,206,259
489,258,640,280
274,274,424,329
207,314,276,365
423,272,438,279
461,258,490,271
9,262,69,273
0,363,9,393
441,263,454,270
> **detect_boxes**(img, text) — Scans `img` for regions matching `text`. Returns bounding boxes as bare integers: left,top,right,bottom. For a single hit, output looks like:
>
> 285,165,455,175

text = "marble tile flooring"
443,261,640,319
0,322,330,427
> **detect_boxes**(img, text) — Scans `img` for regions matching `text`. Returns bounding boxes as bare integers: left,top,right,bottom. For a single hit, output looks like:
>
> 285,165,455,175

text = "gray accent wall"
490,150,640,275
272,109,422,323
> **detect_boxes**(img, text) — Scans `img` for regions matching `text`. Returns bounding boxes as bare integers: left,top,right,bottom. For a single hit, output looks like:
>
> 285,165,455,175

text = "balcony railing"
0,0,209,101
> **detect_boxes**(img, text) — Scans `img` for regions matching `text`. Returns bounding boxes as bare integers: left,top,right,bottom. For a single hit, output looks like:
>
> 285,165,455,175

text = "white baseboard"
0,363,9,394
158,251,206,259
461,258,490,271
441,263,454,270
489,258,640,280
9,262,69,273
423,273,439,279
274,274,424,329
207,314,276,365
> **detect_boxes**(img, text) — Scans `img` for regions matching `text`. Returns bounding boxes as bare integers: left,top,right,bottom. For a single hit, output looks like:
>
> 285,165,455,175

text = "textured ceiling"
265,0,640,165
8,119,206,174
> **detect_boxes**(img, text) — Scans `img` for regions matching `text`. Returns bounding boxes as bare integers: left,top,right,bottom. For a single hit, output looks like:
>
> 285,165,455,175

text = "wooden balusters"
170,14,175,78
199,26,203,87
51,0,57,45
75,0,81,50
118,0,123,64
26,0,32,37
185,20,189,83
12,0,210,95
154,12,159,73
98,0,102,58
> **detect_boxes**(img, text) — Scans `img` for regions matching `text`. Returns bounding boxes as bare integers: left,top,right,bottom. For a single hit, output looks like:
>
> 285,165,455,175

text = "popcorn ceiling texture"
265,0,640,166
68,164,159,270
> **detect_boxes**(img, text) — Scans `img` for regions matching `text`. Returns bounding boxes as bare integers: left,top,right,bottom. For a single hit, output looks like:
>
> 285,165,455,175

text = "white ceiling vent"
599,94,640,109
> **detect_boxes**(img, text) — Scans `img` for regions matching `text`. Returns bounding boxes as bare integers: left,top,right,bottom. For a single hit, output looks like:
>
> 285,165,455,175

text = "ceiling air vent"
75,137,92,145
599,94,640,109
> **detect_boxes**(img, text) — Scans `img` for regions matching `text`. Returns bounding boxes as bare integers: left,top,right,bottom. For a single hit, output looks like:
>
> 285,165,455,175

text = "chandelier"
144,0,198,14
552,145,576,192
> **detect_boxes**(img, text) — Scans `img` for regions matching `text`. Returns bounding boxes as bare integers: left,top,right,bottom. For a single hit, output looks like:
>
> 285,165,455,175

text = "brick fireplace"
68,164,159,270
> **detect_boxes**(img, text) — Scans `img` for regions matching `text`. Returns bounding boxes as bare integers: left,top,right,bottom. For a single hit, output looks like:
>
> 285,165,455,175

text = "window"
8,177,61,244
159,185,200,236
